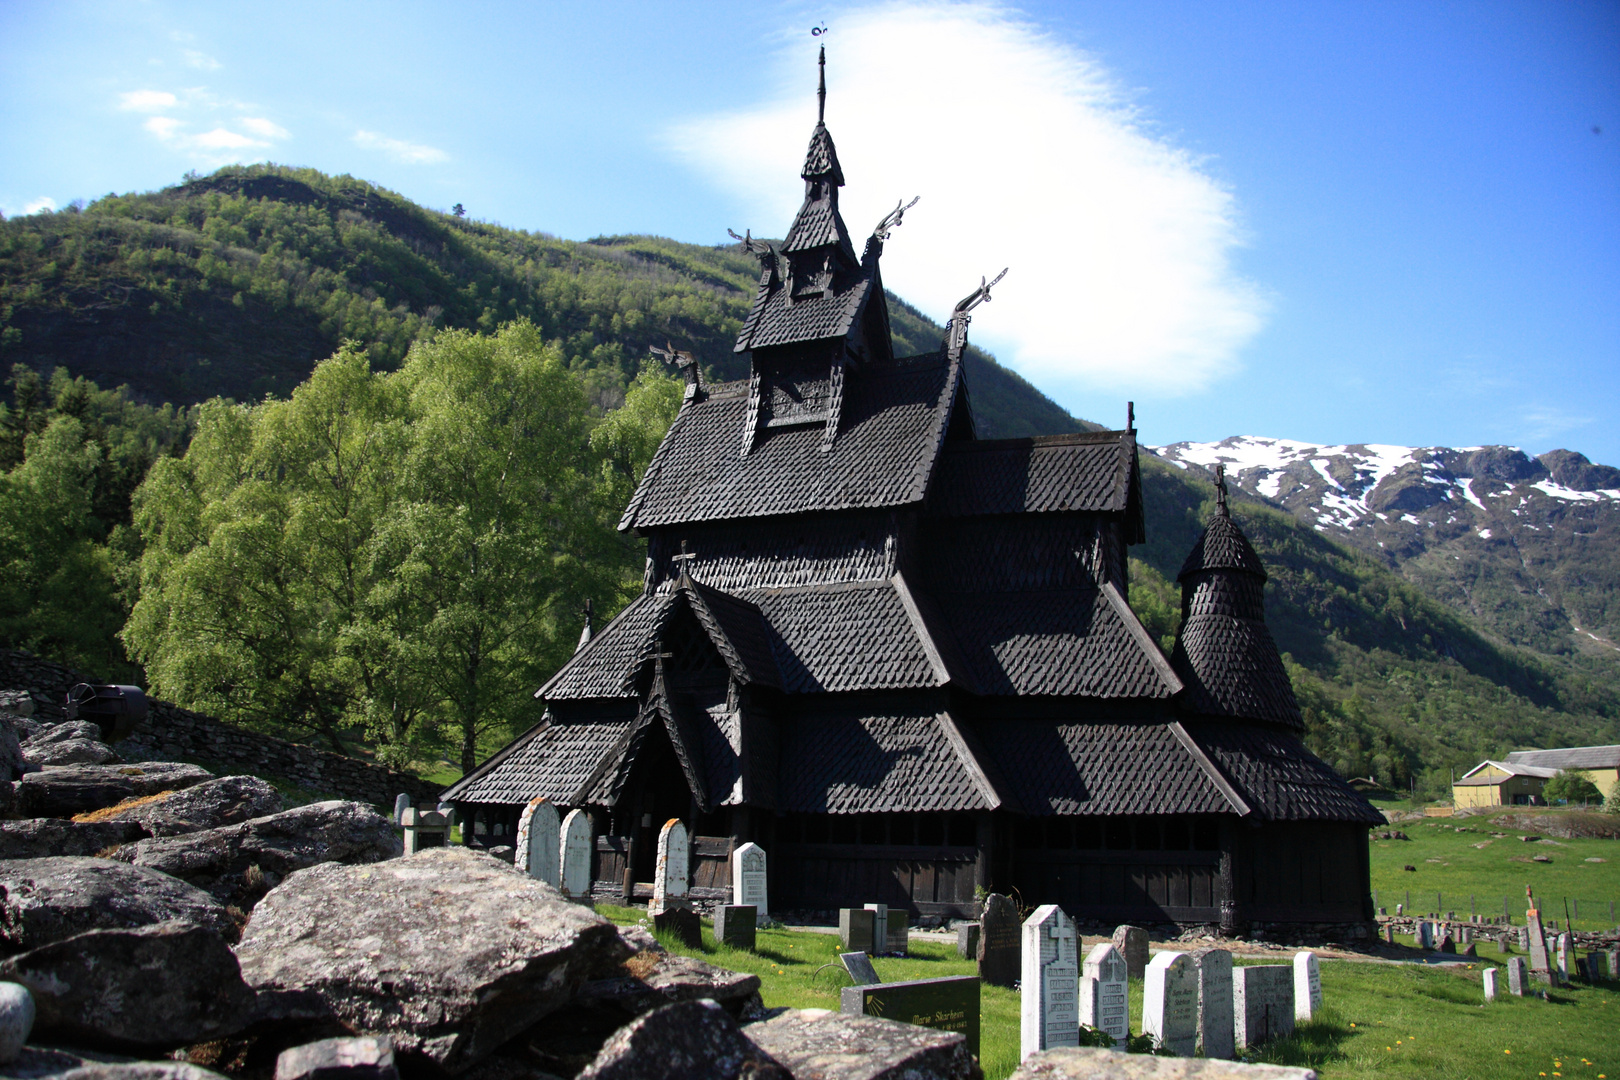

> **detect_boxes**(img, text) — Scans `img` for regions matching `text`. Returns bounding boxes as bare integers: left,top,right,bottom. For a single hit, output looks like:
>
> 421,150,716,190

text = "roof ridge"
1168,720,1252,817
936,709,1012,811
536,592,661,699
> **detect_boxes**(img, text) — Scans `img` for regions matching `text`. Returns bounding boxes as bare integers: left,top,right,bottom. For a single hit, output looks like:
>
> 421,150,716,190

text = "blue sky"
2,1,1616,464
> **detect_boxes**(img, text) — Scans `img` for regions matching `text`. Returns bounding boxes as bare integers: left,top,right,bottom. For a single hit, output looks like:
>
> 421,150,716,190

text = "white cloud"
239,117,290,140
1,196,58,217
352,130,449,165
183,50,222,70
667,2,1266,395
138,104,289,165
191,127,263,150
119,90,178,112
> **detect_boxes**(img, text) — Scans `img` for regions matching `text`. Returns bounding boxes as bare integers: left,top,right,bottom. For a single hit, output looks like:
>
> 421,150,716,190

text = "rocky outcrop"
21,722,120,768
235,848,628,1074
577,953,762,1018
110,801,399,908
744,1009,982,1080
0,819,148,860
0,857,238,956
274,1036,399,1080
94,776,284,838
15,764,214,820
0,922,255,1050
578,1000,788,1080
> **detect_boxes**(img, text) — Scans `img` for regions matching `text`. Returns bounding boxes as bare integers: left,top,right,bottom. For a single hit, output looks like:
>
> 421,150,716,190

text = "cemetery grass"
593,905,1619,1080
1369,817,1620,930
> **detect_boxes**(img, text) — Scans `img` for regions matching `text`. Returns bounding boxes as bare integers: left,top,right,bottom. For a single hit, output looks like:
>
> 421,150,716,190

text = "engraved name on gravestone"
1233,965,1294,1050
1506,956,1527,996
1020,904,1080,1060
714,904,756,951
651,818,690,914
840,908,876,954
1293,951,1322,1022
560,808,593,899
1483,967,1499,1001
1112,925,1149,981
865,904,889,955
1144,951,1198,1056
841,975,981,1056
1189,947,1234,1060
514,796,561,886
1080,943,1129,1048
732,842,768,922
978,894,1021,989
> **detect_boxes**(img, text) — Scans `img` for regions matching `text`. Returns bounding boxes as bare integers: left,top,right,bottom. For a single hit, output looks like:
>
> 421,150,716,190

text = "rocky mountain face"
1150,438,1620,663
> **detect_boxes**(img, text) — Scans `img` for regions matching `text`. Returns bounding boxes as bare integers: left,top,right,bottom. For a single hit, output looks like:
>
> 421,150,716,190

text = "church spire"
817,44,827,124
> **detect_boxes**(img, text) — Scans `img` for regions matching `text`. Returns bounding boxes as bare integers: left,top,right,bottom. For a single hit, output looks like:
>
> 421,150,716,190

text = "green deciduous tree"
1543,770,1603,807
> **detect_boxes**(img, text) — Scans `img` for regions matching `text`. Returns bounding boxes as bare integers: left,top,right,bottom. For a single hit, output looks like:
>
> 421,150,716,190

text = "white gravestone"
1080,942,1129,1048
732,842,768,923
1189,947,1235,1060
1556,933,1570,983
514,797,561,886
1293,951,1322,1022
1144,951,1198,1056
652,819,690,914
865,904,888,955
1234,965,1294,1050
1483,967,1499,1001
1020,904,1080,1060
392,793,411,825
560,808,593,899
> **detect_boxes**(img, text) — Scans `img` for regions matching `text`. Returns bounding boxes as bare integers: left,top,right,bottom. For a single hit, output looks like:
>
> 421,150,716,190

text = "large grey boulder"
578,1000,788,1080
275,1036,399,1080
0,921,255,1050
15,763,214,819
0,980,35,1064
25,739,120,768
744,1009,982,1080
578,953,762,1018
0,715,26,777
0,819,149,860
1010,1048,1317,1080
0,1046,145,1080
23,720,105,749
0,857,238,956
235,848,629,1075
110,800,400,908
96,775,284,838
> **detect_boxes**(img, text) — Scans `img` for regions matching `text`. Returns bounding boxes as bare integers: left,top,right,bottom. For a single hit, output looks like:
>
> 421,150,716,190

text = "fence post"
1471,894,1476,918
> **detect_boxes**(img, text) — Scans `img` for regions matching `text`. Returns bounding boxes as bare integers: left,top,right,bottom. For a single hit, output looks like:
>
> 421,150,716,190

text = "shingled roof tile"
929,432,1135,517
445,711,636,805
777,705,990,813
1187,721,1385,824
742,581,939,693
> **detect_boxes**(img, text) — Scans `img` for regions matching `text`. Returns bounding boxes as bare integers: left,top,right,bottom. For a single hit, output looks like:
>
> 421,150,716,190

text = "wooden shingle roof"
776,705,996,814
443,709,636,805
927,432,1138,518
1187,722,1385,823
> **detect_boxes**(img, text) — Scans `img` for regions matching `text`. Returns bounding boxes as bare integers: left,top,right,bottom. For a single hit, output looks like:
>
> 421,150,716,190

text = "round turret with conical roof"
1171,465,1303,729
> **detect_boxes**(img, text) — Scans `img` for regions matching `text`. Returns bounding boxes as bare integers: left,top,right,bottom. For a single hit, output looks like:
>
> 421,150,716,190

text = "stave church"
443,54,1382,934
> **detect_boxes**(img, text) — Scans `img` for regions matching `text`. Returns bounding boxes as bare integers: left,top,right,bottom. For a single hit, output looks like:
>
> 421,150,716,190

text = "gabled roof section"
682,579,781,690
928,430,1140,521
1455,760,1559,784
620,350,959,530
733,250,874,354
1185,721,1386,824
538,591,670,701
741,580,941,694
776,704,995,814
443,709,637,806
1505,745,1620,771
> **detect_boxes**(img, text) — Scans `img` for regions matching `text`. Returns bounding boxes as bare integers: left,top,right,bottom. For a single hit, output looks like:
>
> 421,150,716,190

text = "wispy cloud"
352,130,449,165
1,197,58,217
183,50,221,70
239,117,290,140
130,90,292,165
119,90,178,112
1521,406,1593,442
668,2,1266,396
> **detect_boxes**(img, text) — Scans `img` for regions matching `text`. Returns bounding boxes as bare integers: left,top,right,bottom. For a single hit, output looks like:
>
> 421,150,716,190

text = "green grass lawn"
1369,817,1620,929
592,905,1618,1080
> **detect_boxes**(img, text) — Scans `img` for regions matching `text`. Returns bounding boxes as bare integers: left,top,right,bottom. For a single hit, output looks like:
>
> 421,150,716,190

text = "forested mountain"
2,165,1614,794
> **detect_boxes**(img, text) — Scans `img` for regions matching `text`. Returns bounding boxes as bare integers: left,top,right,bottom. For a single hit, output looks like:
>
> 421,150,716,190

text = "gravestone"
840,951,880,986
1395,903,1403,916
839,908,876,954
1080,942,1129,1048
1593,951,1611,980
1112,925,1149,981
1506,956,1527,996
731,842,768,922
1188,947,1234,1060
841,975,981,1055
400,807,449,854
865,904,889,955
1437,931,1456,955
977,893,1021,988
1498,933,1512,954
651,819,690,915
1526,905,1552,981
1556,933,1571,982
1518,926,1530,951
714,904,756,951
1483,968,1499,1002
1608,948,1619,980
1233,965,1294,1050
1020,904,1080,1059
1143,951,1198,1056
652,905,701,948
513,796,560,886
560,808,593,900
392,793,411,825
957,922,981,959
1292,952,1322,1022
885,909,910,956
1384,926,1395,945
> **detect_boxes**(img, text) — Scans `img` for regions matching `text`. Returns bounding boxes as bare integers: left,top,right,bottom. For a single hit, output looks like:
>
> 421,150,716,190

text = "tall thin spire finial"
1215,464,1229,517
817,45,827,124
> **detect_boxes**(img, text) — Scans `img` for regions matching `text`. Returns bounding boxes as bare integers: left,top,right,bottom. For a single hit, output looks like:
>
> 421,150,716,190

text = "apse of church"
444,52,1382,933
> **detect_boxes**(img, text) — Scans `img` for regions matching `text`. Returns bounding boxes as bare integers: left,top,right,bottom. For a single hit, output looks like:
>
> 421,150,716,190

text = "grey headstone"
1112,925,1149,981
885,909,909,956
399,808,449,855
652,906,700,948
1143,951,1198,1056
840,951,880,986
0,982,34,1065
391,794,411,826
1526,911,1551,975
1080,943,1129,1049
977,893,1021,989
1020,904,1080,1058
513,797,560,887
1555,933,1570,980
1233,965,1294,1050
956,922,980,960
1189,947,1234,1060
560,808,592,899
1507,956,1527,996
731,842,768,921
1483,968,1499,1003
714,905,757,951
1292,952,1321,1022
651,819,690,915
839,909,875,954
864,904,888,954
841,975,981,1056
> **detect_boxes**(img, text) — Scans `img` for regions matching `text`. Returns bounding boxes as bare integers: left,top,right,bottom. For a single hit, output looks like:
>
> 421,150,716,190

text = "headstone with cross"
1020,904,1079,1059
1080,942,1129,1048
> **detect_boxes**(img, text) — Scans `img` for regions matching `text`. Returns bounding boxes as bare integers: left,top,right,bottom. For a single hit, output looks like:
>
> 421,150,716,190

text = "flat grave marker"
714,904,756,951
1293,951,1321,1022
514,796,560,886
839,908,876,954
978,894,1021,989
957,923,980,960
1143,951,1198,1056
841,975,981,1056
840,951,880,986
731,842,768,922
1020,904,1080,1059
1080,942,1129,1048
1112,925,1149,981
560,808,592,900
1507,956,1527,996
1189,947,1234,1060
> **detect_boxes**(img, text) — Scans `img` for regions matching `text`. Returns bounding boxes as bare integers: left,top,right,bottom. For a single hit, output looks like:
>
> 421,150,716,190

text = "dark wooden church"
444,60,1382,933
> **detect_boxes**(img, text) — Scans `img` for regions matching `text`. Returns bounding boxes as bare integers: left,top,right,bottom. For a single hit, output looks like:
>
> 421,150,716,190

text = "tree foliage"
1543,770,1604,807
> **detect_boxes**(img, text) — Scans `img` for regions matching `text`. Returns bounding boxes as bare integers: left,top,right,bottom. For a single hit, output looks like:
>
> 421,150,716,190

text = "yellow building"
1506,746,1620,803
1452,760,1557,808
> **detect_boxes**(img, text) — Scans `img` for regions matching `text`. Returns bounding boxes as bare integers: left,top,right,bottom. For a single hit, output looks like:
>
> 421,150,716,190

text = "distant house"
1506,746,1620,802
1452,761,1557,808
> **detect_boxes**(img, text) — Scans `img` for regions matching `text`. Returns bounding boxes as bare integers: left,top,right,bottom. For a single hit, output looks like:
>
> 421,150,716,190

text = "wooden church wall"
1007,814,1224,924
1237,821,1371,923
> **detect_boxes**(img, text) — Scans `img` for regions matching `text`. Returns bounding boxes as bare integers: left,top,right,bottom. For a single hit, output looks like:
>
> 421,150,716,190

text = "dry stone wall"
1,650,441,810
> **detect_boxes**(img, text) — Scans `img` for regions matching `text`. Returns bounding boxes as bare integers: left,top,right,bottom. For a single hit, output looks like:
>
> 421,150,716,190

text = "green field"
593,905,1618,1080
1369,815,1620,930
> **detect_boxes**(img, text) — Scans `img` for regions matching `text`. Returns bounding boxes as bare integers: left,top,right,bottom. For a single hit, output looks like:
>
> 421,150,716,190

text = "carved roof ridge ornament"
818,43,827,124
650,340,704,401
947,267,1008,352
871,196,920,243
1215,463,1229,517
